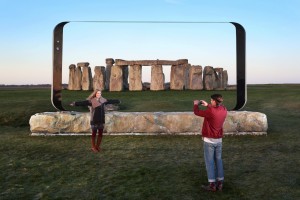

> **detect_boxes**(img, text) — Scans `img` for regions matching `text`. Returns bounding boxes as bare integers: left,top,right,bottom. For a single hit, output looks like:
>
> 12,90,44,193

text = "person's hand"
194,100,200,105
200,100,208,107
70,102,75,106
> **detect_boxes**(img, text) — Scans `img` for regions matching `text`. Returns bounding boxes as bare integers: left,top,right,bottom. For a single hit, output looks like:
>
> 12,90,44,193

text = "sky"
0,0,299,85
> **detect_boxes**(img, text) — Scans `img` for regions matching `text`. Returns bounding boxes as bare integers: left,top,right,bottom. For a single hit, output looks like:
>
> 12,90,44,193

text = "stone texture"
93,66,105,91
150,65,165,91
129,65,142,91
203,66,214,90
115,59,188,66
69,58,231,91
79,62,93,91
74,65,82,90
30,112,91,134
105,58,114,90
68,64,76,90
184,64,191,90
189,65,203,90
109,65,123,91
170,64,187,90
214,68,224,89
30,111,268,135
77,62,89,68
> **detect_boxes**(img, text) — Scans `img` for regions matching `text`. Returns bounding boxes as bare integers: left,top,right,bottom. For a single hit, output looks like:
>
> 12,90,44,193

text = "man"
193,94,227,192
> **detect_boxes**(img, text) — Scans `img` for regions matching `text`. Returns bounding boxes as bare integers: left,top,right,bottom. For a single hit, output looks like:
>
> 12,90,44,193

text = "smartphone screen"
52,21,245,111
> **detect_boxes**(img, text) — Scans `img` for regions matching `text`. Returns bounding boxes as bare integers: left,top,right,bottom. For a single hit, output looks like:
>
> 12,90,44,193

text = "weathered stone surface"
129,65,142,91
115,59,188,66
69,58,232,91
189,65,203,90
150,65,165,91
93,66,105,91
30,111,268,135
224,111,268,134
77,62,89,68
203,66,214,90
105,58,114,90
214,68,223,89
74,66,82,90
68,64,76,90
80,63,93,91
170,64,187,90
30,112,91,134
109,65,123,91
184,64,191,90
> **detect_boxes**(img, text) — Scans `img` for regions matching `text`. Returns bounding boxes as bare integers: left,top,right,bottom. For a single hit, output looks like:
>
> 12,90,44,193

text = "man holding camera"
193,94,227,192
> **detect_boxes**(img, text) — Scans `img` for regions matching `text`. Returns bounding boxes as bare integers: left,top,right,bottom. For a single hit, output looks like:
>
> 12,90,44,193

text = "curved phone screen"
52,21,246,111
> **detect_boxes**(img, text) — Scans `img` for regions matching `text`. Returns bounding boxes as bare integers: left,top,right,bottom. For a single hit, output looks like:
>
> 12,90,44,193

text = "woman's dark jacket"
74,97,119,125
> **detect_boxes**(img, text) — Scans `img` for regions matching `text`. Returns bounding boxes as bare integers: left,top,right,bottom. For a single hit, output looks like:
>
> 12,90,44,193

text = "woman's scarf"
90,97,107,108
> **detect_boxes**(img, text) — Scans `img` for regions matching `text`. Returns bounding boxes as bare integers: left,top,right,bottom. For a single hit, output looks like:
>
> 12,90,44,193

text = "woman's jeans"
203,141,224,183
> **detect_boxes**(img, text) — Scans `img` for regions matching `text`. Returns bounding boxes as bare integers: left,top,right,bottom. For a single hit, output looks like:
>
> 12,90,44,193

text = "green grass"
0,85,299,199
0,88,237,126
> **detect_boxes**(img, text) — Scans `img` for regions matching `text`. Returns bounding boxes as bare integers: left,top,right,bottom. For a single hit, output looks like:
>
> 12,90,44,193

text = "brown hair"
87,89,102,100
211,94,223,106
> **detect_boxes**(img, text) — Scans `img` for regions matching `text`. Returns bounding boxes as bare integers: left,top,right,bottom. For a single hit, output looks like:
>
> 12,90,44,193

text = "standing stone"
184,64,191,90
109,65,123,91
150,65,165,91
189,65,203,90
68,64,76,90
93,66,105,91
129,65,142,91
214,68,224,89
203,66,214,90
212,71,218,89
74,65,82,90
105,58,114,90
79,62,92,91
170,64,186,90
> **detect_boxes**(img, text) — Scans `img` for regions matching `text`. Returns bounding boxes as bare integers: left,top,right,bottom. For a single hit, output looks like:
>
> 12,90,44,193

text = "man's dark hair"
211,94,223,106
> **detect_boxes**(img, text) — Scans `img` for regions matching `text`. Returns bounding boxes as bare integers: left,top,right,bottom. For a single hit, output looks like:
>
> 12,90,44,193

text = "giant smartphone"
52,21,246,111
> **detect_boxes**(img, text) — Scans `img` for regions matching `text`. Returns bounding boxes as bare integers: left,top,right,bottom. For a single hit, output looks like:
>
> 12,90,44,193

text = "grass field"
0,85,299,199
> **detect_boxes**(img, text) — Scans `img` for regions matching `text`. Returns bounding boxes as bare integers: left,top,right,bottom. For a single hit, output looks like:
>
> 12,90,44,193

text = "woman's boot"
96,129,103,152
91,130,98,152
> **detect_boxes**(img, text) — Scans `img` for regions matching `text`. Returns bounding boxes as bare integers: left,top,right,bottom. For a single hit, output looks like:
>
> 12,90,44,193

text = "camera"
199,100,204,105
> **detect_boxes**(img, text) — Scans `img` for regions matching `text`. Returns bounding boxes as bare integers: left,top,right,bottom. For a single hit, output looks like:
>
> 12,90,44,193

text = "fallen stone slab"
29,111,267,136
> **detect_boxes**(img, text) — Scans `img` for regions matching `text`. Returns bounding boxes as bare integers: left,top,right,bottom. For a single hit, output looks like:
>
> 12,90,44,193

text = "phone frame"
52,21,246,111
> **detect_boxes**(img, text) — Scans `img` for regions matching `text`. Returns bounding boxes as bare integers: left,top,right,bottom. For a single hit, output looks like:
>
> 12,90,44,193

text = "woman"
70,90,120,152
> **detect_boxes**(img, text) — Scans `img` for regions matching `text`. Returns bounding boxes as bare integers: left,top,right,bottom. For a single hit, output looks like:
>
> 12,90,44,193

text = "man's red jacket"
193,104,227,138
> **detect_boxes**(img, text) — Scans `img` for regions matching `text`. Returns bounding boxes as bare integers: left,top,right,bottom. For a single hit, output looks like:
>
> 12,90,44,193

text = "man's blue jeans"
203,141,224,182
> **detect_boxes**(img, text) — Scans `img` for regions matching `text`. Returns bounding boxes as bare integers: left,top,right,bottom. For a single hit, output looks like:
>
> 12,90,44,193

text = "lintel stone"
115,59,188,66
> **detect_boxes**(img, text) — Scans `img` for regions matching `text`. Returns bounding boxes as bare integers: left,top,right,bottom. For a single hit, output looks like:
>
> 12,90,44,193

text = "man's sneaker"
201,182,216,192
217,181,223,191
